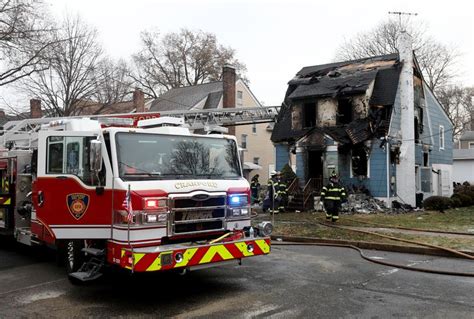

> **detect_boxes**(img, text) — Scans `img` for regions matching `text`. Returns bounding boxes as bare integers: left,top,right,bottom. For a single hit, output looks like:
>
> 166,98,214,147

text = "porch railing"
303,178,323,209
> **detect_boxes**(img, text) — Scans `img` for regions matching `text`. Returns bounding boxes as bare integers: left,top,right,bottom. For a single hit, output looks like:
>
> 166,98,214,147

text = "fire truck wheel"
65,240,85,275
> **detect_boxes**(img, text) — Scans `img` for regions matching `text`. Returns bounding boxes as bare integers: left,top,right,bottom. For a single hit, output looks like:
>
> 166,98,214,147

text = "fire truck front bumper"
120,237,271,272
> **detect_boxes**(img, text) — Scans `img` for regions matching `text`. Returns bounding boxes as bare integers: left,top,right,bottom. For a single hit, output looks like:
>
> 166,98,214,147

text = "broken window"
303,103,316,128
351,146,368,177
337,98,352,124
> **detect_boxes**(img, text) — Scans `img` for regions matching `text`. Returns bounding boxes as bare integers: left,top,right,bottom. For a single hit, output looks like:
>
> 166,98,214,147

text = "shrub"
449,196,462,208
280,164,297,184
451,193,472,207
423,196,452,212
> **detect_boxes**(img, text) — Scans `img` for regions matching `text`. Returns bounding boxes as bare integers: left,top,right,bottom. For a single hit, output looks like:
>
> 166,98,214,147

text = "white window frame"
237,90,243,106
439,125,445,150
241,134,247,149
349,151,371,178
469,142,474,149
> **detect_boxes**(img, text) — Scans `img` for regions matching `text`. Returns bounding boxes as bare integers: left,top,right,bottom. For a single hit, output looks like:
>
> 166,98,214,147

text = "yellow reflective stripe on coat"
325,196,341,200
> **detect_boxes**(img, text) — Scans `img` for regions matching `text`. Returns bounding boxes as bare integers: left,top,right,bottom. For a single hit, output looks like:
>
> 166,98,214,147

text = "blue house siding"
295,152,305,181
424,83,453,165
337,139,390,197
275,144,289,171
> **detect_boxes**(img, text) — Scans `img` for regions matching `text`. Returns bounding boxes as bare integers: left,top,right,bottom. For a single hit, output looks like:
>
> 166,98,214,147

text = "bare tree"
131,28,247,98
86,58,134,114
0,0,56,86
437,86,474,139
335,19,458,92
22,15,104,116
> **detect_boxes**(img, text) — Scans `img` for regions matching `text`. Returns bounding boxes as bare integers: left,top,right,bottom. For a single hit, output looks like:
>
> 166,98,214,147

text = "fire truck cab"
0,115,272,282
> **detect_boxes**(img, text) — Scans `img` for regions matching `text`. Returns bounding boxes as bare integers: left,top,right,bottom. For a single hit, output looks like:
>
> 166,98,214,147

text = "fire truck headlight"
258,221,273,237
247,244,254,253
232,208,241,216
228,194,248,207
144,212,168,224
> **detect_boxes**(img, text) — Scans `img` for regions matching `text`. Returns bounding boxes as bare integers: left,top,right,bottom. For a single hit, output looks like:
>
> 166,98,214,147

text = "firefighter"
250,174,261,204
264,170,278,213
275,172,287,212
320,172,346,222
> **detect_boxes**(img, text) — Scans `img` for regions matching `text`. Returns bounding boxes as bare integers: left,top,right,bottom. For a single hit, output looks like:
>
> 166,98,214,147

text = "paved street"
1,239,473,318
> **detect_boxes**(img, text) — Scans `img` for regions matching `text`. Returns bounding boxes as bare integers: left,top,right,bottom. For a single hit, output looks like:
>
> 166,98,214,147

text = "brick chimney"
222,65,236,135
30,99,42,119
133,88,145,113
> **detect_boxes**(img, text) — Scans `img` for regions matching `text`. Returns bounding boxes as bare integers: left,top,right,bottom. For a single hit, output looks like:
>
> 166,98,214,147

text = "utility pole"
388,11,418,30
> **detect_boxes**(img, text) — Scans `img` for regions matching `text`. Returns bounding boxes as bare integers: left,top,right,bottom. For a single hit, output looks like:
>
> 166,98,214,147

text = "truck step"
82,247,104,256
69,271,103,282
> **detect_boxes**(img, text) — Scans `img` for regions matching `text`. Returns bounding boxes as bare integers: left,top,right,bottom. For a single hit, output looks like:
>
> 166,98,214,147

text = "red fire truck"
0,110,274,283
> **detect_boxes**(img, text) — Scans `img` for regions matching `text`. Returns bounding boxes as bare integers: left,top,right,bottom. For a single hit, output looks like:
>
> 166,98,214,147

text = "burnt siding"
424,84,453,165
389,89,402,136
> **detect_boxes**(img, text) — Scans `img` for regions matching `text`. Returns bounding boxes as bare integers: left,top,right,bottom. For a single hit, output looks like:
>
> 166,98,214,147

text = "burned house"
272,32,453,207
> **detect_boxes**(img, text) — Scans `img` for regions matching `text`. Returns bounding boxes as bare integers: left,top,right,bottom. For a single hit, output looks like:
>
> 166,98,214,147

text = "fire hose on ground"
268,219,474,277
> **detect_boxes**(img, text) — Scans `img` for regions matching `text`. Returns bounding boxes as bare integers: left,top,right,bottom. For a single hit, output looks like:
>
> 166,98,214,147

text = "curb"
271,235,474,259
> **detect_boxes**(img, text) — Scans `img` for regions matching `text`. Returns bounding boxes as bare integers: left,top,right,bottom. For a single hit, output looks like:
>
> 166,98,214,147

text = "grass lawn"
253,207,474,251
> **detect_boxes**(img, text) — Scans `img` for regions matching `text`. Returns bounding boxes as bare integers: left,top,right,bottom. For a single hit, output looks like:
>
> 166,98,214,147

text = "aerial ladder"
0,106,279,148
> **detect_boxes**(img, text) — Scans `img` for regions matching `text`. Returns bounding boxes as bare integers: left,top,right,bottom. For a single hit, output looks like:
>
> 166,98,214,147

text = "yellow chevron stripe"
200,245,234,264
255,239,271,254
4,198,10,205
121,249,126,258
133,253,145,266
235,242,255,257
147,255,162,271
174,248,198,268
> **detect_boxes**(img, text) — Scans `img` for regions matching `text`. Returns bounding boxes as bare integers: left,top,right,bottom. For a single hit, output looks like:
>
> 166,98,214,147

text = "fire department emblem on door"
67,193,90,220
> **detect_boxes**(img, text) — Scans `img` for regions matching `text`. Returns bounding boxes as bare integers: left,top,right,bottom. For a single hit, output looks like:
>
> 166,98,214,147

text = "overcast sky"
30,0,474,106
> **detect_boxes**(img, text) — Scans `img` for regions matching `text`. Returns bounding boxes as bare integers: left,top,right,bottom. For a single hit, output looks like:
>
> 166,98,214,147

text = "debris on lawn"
314,193,415,214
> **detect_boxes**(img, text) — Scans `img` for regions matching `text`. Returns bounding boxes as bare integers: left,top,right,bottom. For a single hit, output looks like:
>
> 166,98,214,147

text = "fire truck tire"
65,240,85,275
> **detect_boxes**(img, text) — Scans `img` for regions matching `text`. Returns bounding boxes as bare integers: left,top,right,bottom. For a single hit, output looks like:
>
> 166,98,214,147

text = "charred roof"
272,53,401,144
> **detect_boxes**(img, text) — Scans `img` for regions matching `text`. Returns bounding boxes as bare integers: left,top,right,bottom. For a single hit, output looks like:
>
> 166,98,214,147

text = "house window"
414,118,420,143
241,134,247,149
423,152,429,167
469,142,474,149
439,125,445,150
237,91,243,106
337,98,352,125
253,157,259,165
415,166,420,191
303,103,316,128
252,123,257,134
351,146,369,177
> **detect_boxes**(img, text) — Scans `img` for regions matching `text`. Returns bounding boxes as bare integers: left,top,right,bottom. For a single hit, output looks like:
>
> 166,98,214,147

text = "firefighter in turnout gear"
320,172,346,222
275,172,287,212
250,174,261,204
265,171,278,213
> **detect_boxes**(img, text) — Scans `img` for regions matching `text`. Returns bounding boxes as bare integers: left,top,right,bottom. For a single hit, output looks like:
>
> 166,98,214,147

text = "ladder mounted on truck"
0,106,280,149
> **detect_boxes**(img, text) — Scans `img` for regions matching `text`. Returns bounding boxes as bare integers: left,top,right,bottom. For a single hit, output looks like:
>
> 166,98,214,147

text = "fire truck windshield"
116,132,242,181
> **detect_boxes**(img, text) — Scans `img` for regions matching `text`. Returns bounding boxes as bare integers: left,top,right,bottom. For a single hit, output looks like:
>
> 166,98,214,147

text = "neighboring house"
453,149,474,184
149,66,275,181
453,118,474,183
271,32,453,207
457,131,474,150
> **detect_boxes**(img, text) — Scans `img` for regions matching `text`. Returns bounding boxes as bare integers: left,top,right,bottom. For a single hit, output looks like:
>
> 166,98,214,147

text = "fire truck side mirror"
90,140,103,173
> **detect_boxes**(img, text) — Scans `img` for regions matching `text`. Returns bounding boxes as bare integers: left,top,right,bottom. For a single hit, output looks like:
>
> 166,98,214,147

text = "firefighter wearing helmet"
265,170,278,213
320,171,346,222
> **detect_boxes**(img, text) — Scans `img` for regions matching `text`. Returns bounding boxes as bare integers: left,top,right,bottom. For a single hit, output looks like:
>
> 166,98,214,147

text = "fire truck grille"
171,196,226,235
